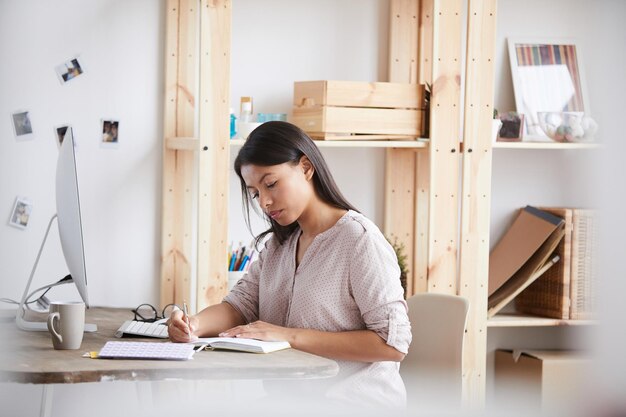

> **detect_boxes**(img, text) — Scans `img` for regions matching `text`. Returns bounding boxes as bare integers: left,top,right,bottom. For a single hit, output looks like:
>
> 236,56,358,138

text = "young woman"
168,121,411,406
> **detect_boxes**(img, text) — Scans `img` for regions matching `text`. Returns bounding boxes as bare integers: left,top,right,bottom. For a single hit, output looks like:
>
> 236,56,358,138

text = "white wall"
0,0,165,308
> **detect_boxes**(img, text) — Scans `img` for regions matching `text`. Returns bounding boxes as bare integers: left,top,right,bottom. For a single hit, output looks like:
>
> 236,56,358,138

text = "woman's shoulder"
334,210,384,241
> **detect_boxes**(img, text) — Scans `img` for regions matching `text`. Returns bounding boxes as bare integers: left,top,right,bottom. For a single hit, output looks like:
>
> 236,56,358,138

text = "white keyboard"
115,319,169,339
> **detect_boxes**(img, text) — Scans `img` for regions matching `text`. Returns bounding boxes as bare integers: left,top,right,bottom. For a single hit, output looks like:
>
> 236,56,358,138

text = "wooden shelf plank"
229,139,429,148
487,313,597,327
493,141,601,150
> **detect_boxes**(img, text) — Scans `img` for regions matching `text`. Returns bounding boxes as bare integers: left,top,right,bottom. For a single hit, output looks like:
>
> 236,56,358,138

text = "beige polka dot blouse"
224,210,412,406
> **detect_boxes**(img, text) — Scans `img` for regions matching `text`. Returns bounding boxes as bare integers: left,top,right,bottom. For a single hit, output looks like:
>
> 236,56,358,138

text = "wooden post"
386,0,419,296
418,0,433,84
413,0,433,294
197,0,231,310
459,0,497,407
385,0,419,297
428,0,462,295
161,0,197,308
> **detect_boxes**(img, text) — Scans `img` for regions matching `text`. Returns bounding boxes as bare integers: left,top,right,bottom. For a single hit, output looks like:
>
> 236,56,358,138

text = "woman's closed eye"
249,181,276,199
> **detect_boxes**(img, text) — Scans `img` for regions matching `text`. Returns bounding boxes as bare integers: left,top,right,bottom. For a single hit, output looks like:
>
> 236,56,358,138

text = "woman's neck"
297,199,347,239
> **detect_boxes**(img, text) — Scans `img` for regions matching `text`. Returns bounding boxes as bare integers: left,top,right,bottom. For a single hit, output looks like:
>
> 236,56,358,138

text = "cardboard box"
495,349,591,411
292,80,426,140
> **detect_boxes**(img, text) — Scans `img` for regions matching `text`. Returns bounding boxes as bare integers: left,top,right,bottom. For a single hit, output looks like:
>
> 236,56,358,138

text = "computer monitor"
16,128,96,332
56,127,89,307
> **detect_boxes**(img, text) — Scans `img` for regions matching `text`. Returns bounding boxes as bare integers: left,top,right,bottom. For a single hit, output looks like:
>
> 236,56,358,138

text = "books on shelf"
515,208,598,320
194,337,291,354
488,206,566,318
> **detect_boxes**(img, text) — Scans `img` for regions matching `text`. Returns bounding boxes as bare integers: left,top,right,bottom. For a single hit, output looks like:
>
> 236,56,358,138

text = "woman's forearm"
194,302,246,337
289,328,405,363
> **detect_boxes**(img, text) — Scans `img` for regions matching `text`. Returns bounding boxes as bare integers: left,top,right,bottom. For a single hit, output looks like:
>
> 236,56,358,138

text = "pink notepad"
98,341,195,360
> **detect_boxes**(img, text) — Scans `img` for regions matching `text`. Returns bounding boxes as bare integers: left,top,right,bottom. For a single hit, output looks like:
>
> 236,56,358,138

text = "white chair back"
401,293,470,410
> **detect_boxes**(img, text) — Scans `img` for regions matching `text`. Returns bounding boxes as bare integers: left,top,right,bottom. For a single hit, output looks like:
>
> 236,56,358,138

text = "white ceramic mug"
47,301,85,350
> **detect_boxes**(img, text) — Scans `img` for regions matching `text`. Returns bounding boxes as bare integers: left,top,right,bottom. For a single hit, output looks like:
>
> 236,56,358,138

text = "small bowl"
537,111,598,143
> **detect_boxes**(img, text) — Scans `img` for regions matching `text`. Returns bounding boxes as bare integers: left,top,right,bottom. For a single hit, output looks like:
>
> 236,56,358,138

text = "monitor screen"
56,128,89,307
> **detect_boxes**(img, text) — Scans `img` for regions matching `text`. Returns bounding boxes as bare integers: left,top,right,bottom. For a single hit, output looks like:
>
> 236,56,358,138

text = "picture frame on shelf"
496,111,524,142
508,38,590,141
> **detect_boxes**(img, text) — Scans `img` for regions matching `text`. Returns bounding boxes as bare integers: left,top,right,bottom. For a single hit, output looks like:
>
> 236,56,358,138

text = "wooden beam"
414,0,433,295
161,0,196,309
161,0,179,309
385,0,419,296
197,0,231,310
389,0,419,83
428,0,462,295
418,0,433,84
414,149,430,294
384,148,416,297
459,0,497,407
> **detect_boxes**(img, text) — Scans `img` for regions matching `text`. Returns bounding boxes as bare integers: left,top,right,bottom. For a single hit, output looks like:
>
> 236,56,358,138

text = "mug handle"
47,312,63,344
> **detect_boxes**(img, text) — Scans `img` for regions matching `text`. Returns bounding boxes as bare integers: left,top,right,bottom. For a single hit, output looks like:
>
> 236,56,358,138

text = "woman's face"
240,158,314,226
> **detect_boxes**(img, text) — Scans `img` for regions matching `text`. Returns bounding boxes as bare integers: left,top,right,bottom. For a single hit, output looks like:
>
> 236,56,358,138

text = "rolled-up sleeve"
349,231,412,354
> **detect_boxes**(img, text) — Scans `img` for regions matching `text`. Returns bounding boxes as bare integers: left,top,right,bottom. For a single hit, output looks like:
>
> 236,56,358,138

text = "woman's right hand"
167,310,199,342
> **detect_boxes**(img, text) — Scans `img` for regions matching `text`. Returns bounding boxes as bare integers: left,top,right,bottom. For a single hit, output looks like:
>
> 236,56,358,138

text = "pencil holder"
228,271,246,290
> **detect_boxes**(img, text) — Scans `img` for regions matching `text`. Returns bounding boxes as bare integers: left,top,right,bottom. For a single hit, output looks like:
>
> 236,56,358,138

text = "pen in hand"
183,301,192,338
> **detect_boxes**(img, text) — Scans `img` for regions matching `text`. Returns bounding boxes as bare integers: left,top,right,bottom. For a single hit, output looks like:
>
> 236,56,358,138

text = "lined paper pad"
98,341,196,360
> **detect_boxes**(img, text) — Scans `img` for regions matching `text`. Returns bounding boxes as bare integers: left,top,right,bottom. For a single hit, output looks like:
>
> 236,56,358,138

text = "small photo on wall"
11,110,34,141
101,119,119,148
9,197,33,230
54,124,71,148
55,56,84,84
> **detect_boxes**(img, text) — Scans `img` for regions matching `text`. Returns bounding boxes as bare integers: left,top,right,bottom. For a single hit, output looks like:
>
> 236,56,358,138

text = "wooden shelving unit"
160,0,496,407
158,0,594,408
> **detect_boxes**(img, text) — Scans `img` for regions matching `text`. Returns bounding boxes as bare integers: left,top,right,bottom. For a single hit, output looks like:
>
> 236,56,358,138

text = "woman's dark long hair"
234,121,358,247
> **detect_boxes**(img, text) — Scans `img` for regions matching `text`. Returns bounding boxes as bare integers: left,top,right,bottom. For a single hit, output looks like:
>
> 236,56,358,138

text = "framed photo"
508,38,590,140
54,124,71,148
11,109,35,141
55,56,85,84
496,112,524,142
101,119,119,148
9,197,33,230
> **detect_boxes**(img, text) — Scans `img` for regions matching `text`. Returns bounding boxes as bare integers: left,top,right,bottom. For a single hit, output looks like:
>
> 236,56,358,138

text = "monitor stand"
15,214,97,332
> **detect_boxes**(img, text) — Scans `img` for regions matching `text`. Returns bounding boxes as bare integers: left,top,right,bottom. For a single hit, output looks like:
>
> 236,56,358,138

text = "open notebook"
195,337,290,354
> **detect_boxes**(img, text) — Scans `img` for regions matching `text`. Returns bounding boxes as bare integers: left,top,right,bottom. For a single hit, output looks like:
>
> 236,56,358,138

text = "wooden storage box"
291,81,426,140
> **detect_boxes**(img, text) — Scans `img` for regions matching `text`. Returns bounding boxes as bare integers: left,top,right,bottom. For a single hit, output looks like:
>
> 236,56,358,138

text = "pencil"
183,301,191,338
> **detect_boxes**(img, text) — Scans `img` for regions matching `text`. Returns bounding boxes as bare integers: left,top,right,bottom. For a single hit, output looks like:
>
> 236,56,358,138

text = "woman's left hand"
219,320,295,343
